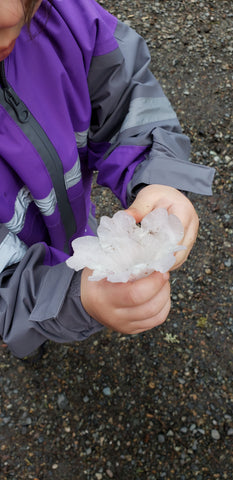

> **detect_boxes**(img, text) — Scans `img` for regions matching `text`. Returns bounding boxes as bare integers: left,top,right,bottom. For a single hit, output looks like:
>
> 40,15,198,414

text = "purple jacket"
0,0,214,357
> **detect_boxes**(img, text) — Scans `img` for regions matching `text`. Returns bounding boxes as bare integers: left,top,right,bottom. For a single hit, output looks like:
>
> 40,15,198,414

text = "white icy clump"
66,208,186,283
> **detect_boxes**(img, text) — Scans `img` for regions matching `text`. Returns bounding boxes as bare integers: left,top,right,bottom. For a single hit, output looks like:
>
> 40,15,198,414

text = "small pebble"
224,258,232,268
57,393,69,409
211,429,221,440
180,427,188,434
106,469,114,478
103,387,112,396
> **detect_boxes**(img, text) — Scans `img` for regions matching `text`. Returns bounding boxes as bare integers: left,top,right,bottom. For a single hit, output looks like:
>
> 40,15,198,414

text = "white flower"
66,208,186,283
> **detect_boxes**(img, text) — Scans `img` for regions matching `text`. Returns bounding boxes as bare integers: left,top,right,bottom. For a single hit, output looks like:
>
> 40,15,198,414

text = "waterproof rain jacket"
0,0,215,358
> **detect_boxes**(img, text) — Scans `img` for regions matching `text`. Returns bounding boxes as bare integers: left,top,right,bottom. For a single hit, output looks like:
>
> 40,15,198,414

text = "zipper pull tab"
4,87,30,123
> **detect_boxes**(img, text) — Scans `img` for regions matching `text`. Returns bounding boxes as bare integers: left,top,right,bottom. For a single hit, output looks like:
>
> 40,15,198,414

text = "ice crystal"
66,208,186,283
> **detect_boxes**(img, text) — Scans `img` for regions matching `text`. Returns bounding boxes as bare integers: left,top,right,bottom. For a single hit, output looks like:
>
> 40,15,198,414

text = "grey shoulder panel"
88,19,182,149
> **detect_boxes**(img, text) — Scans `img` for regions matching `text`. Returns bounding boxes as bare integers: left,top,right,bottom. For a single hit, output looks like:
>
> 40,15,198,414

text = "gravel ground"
0,1,232,479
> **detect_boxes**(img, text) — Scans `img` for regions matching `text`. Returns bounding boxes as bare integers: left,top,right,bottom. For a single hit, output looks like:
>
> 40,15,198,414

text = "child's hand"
125,184,199,270
81,268,171,334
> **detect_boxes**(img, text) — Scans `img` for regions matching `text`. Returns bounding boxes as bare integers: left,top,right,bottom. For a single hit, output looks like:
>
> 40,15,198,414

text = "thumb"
125,186,162,223
125,185,181,223
125,203,146,224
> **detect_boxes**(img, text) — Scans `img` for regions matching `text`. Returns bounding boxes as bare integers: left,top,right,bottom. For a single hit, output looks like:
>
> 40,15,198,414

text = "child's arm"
0,237,103,358
87,17,215,206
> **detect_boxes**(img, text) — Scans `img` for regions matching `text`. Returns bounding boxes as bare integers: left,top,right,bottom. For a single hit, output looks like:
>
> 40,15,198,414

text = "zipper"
0,61,29,123
0,60,77,253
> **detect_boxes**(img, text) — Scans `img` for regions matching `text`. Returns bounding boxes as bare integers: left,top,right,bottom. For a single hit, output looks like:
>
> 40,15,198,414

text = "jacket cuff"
127,155,215,205
29,262,75,322
30,266,104,343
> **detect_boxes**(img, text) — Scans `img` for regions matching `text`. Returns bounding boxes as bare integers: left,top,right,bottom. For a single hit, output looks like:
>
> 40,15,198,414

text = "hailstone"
66,208,186,282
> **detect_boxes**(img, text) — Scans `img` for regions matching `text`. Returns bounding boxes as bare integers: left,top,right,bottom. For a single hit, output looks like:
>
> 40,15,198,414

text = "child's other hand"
125,184,199,270
81,268,171,334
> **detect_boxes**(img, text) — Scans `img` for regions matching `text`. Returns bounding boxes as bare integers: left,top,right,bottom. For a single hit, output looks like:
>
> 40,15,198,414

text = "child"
0,0,215,358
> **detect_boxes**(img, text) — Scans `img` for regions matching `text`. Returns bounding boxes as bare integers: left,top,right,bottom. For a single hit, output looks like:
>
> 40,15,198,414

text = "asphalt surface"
0,1,232,479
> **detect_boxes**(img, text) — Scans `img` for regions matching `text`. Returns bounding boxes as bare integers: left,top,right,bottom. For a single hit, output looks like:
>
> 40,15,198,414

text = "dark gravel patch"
0,1,232,479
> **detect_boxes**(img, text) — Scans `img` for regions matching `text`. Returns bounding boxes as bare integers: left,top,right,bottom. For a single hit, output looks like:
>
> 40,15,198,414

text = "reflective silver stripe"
34,188,57,217
5,186,33,234
35,158,82,216
75,129,89,148
64,157,82,189
4,158,82,234
0,231,28,273
119,96,177,133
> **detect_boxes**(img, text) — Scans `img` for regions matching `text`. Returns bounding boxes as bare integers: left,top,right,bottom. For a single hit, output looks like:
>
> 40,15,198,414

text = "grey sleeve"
88,20,215,199
0,241,103,359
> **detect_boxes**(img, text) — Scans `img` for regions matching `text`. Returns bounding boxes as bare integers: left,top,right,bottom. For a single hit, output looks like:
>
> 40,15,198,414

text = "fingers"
130,297,171,334
104,286,171,335
114,293,171,335
83,270,169,310
168,200,199,245
170,204,199,270
120,277,170,323
81,267,171,335
112,271,169,308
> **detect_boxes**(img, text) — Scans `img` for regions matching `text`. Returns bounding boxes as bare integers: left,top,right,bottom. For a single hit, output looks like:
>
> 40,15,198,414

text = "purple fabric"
88,142,149,207
1,0,121,262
